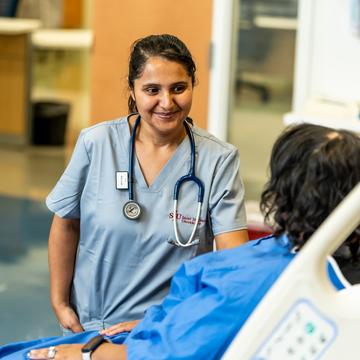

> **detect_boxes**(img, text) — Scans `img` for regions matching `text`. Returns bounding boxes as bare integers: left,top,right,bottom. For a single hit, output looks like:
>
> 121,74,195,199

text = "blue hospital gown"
126,234,347,359
0,235,348,360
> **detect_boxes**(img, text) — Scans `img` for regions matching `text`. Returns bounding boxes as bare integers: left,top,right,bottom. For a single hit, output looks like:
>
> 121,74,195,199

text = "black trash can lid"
33,101,70,118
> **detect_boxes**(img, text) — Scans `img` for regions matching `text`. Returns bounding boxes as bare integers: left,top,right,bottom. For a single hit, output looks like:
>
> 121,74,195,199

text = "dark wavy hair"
260,123,360,249
127,34,196,114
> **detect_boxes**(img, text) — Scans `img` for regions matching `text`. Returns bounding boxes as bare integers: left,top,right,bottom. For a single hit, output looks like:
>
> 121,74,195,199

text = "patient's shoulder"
184,234,290,274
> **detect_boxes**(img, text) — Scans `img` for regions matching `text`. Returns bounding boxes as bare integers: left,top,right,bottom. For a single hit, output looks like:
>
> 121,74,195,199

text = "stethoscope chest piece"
123,201,141,220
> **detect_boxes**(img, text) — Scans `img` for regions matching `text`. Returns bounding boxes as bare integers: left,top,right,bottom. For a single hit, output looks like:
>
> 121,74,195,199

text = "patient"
1,124,360,360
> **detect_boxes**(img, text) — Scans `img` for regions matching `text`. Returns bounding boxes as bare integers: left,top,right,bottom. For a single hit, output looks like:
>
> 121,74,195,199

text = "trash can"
32,101,70,146
0,0,19,17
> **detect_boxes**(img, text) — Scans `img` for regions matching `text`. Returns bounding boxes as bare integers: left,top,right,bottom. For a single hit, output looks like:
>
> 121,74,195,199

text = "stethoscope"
116,114,204,247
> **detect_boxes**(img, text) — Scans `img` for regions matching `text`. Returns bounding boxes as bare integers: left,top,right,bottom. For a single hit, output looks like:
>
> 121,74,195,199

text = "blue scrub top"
46,117,247,330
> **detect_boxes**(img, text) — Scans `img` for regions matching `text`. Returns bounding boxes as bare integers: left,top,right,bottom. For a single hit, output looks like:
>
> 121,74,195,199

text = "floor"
0,147,67,345
0,91,289,345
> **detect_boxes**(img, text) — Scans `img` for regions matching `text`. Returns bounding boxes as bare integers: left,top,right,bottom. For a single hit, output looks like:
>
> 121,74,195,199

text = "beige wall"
0,34,29,144
63,0,83,28
90,1,212,129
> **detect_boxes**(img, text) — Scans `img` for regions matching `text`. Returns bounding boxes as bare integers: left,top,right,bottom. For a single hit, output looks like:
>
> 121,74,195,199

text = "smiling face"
130,56,193,139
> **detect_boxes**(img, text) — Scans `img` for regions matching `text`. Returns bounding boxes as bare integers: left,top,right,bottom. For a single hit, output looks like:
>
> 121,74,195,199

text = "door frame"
207,0,238,141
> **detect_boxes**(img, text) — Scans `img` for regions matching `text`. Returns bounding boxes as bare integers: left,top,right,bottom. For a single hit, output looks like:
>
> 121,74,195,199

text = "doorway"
229,0,298,201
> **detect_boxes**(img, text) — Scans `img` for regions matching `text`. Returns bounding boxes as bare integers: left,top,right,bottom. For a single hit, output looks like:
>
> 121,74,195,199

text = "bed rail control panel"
253,299,337,360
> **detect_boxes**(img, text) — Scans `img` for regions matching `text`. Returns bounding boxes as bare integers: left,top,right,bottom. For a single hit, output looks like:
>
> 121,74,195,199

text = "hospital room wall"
31,0,92,148
293,0,360,112
89,0,213,129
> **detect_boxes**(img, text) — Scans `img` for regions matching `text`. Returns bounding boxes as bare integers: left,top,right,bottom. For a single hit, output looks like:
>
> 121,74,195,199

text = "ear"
130,89,135,101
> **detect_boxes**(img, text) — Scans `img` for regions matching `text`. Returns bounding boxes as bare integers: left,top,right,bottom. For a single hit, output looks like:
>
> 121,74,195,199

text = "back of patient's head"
260,123,360,248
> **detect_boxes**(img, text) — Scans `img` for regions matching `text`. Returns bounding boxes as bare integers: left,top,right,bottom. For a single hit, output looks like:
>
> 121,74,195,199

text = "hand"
28,344,83,359
99,319,140,336
54,304,84,333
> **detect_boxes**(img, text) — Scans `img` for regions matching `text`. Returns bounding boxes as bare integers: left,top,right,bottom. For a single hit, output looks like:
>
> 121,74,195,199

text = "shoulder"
192,125,238,158
184,234,292,275
80,116,128,145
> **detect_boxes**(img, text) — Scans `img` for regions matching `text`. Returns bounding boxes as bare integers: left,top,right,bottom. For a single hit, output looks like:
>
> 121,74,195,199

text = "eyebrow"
141,81,189,88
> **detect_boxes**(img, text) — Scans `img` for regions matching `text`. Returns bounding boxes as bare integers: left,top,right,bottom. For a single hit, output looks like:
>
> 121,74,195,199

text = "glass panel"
229,0,298,201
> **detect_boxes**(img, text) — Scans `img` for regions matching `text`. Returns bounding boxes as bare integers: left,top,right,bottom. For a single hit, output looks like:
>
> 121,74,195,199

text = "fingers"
100,320,140,336
69,321,85,333
28,345,61,359
28,348,49,359
100,323,123,336
61,319,84,334
28,345,83,360
56,306,84,333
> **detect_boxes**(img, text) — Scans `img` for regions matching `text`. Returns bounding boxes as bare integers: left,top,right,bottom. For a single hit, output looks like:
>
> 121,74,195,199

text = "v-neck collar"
124,117,192,192
135,136,190,191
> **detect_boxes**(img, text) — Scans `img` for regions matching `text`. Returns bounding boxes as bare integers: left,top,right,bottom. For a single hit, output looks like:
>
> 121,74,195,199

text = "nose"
159,91,174,109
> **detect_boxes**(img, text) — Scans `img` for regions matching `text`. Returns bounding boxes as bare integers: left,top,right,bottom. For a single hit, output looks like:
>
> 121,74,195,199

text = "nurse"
46,34,248,334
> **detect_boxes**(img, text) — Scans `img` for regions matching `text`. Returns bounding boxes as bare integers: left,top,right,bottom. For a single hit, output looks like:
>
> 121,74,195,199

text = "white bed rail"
223,182,360,360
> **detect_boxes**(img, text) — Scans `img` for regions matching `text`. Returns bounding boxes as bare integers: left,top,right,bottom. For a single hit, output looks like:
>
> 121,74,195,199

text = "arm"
48,214,84,332
93,343,127,360
215,229,248,250
29,343,127,360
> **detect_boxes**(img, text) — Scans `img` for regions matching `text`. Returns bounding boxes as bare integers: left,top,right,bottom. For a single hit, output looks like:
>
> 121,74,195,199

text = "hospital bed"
223,182,360,360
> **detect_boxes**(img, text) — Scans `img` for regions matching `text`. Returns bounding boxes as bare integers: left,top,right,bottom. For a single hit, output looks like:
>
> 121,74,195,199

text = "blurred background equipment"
229,0,298,200
16,0,63,29
0,0,19,17
32,101,70,146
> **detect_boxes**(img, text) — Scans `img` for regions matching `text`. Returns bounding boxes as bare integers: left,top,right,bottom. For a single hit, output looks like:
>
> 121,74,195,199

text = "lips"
154,111,178,119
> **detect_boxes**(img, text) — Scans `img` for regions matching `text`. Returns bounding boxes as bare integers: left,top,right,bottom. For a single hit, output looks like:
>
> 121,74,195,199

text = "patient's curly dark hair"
260,123,360,249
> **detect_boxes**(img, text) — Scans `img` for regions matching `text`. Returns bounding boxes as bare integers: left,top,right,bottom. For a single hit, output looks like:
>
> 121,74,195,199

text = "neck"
136,122,187,148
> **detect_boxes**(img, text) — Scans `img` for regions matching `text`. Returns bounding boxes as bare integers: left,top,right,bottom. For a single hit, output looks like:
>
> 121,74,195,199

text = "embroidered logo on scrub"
168,212,206,225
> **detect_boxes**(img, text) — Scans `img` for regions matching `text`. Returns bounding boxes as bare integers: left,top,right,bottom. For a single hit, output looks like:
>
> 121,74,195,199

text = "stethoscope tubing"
173,200,202,247
128,114,141,201
126,114,205,247
173,121,205,203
